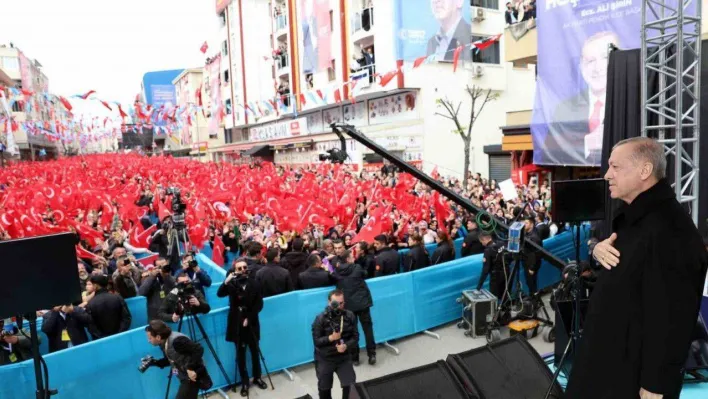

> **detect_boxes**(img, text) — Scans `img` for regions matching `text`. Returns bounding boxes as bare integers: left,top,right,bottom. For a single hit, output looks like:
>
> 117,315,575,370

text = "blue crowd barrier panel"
365,273,417,344
196,253,227,283
203,284,230,310
125,296,148,330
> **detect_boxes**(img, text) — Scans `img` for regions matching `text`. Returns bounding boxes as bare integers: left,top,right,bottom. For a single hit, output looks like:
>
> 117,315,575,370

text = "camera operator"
158,274,211,324
143,320,212,399
139,258,177,320
175,253,212,297
217,258,268,396
312,289,359,399
476,232,509,300
521,215,542,295
332,251,376,366
112,255,143,299
41,304,91,353
0,320,33,366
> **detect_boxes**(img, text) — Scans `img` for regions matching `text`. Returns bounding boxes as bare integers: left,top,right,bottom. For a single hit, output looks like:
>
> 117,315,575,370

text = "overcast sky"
0,0,219,106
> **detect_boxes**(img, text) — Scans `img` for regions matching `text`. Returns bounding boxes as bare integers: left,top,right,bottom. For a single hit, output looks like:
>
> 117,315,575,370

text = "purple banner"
531,0,641,166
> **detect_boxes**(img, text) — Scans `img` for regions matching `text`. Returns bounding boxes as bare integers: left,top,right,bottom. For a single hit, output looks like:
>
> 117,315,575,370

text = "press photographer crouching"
312,289,359,399
142,320,212,399
158,274,211,324
217,258,268,397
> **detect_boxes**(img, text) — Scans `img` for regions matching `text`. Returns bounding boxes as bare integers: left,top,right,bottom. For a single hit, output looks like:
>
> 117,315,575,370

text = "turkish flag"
200,41,209,54
76,245,100,261
131,224,157,249
351,216,383,244
212,234,225,266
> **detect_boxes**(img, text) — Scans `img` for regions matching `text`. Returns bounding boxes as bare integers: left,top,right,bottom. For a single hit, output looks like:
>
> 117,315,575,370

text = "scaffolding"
641,0,702,224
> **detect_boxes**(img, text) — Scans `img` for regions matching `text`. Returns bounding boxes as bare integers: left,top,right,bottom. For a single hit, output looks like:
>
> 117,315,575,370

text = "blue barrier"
0,231,578,398
125,296,148,330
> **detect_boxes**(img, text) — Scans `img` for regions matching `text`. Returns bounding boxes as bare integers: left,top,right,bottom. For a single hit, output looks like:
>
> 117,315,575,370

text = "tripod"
543,223,584,399
164,303,232,399
166,226,190,258
232,308,275,397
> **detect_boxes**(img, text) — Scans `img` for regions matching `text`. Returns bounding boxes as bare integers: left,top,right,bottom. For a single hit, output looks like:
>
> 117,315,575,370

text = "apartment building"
202,0,537,181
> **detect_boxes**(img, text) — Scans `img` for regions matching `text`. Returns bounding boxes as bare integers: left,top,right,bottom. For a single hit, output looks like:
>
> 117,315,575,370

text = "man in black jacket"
373,235,400,276
158,275,211,324
461,220,484,257
298,254,335,290
333,251,376,366
566,138,708,399
475,232,508,300
255,247,293,298
217,258,268,396
281,237,309,287
41,304,91,353
174,253,212,297
144,320,211,399
521,216,542,295
138,258,176,320
245,242,265,276
312,289,359,399
84,274,132,340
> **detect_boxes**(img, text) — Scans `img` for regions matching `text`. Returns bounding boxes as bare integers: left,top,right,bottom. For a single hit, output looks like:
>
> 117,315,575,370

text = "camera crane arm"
330,123,566,271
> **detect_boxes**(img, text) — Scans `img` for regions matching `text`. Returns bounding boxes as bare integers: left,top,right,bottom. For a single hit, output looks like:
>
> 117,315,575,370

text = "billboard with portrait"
298,0,332,74
394,0,471,62
530,1,641,166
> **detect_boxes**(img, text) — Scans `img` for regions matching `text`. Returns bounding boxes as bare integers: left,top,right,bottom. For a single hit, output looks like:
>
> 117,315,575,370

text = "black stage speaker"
552,179,606,223
353,360,472,399
447,335,564,399
0,233,81,319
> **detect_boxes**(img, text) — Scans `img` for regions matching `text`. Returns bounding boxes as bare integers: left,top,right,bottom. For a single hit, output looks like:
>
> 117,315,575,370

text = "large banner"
298,0,332,74
207,55,222,135
531,1,641,166
394,0,471,62
18,52,33,91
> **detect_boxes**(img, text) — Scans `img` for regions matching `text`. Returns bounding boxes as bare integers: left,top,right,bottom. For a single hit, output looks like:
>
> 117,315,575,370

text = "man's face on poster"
430,0,462,22
580,32,618,96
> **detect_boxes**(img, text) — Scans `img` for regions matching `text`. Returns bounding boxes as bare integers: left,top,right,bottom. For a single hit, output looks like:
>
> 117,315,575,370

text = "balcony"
275,14,288,39
276,55,290,78
351,7,374,47
504,19,537,67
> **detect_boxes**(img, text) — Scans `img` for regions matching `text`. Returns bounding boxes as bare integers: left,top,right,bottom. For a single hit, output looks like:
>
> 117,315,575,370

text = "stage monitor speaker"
447,335,564,399
353,360,473,399
0,233,81,319
551,178,606,223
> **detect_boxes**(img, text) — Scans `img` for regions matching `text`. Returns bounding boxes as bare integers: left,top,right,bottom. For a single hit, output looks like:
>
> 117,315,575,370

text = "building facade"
171,68,211,159
201,0,537,180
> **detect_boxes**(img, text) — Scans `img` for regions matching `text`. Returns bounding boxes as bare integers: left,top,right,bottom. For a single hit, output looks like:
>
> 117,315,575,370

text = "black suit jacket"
505,10,518,25
85,289,132,339
217,271,264,342
426,18,472,62
566,180,708,398
41,309,91,352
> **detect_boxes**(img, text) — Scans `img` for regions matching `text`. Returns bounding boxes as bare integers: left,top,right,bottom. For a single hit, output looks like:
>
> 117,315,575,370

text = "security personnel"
476,231,508,300
312,289,359,399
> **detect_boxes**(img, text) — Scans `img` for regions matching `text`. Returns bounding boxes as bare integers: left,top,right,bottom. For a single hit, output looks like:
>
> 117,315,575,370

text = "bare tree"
436,85,499,187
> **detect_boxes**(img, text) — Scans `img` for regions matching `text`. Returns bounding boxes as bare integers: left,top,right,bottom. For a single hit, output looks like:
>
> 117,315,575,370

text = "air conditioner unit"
474,7,486,22
473,65,485,78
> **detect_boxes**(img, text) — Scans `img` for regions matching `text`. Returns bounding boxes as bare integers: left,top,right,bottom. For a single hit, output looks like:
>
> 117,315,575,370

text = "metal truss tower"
641,0,702,224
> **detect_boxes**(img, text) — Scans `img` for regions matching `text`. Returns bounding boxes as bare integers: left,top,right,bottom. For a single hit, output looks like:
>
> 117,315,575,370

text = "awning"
242,144,273,157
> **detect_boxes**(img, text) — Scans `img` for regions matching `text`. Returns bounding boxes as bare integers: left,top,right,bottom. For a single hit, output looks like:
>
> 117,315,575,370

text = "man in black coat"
157,274,211,324
504,2,518,25
521,216,542,295
138,258,176,320
312,289,359,399
281,237,309,287
373,235,400,276
217,258,268,396
298,254,335,290
566,138,708,399
41,304,91,353
245,242,265,276
83,274,132,340
461,220,484,257
332,251,376,366
255,247,293,298
475,232,508,300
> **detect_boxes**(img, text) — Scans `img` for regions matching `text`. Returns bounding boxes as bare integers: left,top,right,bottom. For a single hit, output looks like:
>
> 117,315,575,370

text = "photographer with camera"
41,304,91,353
112,255,143,299
142,320,212,399
158,274,211,324
476,231,509,300
175,253,212,297
139,258,177,320
312,289,359,399
217,258,268,397
0,319,33,366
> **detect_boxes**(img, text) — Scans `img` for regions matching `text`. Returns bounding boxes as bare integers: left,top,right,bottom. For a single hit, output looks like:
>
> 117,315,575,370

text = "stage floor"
207,308,708,399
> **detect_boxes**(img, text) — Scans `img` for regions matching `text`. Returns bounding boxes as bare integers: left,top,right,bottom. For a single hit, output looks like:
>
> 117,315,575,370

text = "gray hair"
613,137,666,180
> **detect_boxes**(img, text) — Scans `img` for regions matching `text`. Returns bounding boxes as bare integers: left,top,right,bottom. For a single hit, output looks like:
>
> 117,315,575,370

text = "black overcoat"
216,268,264,342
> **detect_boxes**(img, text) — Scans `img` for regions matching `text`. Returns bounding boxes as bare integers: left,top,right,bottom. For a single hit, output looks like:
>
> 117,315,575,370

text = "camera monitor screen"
551,179,607,223
0,233,81,319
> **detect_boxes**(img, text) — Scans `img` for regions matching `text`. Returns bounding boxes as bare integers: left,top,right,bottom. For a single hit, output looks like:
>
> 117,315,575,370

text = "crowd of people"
0,154,558,386
504,0,536,25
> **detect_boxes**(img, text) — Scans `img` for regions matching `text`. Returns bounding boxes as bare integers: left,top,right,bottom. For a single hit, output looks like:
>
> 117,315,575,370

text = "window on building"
471,35,501,64
328,60,336,82
329,10,334,32
225,99,232,115
471,0,499,9
224,128,233,144
224,70,229,83
220,11,226,26
222,40,228,56
11,101,24,112
2,57,19,70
